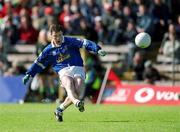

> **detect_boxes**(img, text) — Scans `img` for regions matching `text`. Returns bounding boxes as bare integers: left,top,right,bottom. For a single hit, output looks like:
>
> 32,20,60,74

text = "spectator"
19,8,30,18
35,0,46,18
102,2,114,30
132,51,146,80
112,0,123,18
123,5,136,25
101,2,116,43
18,16,38,44
149,0,170,41
70,10,84,33
129,0,144,14
2,15,19,45
160,23,177,53
70,0,80,14
31,5,42,30
94,16,108,44
77,18,98,41
143,60,161,84
123,20,137,43
80,0,101,25
63,16,74,35
136,4,154,35
58,4,71,26
123,20,138,66
52,0,63,17
108,17,125,44
162,24,180,64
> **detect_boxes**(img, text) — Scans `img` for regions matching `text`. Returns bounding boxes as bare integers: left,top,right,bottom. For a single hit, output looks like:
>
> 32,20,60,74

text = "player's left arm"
68,37,106,56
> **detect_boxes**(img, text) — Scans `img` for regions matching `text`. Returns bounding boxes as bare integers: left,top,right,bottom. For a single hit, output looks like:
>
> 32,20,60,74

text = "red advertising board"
102,84,180,105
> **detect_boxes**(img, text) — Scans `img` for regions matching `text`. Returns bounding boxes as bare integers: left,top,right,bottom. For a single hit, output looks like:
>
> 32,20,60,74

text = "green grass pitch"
0,103,180,132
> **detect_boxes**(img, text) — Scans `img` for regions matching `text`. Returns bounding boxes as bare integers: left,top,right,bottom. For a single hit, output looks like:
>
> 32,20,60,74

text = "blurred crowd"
0,0,180,44
0,0,180,102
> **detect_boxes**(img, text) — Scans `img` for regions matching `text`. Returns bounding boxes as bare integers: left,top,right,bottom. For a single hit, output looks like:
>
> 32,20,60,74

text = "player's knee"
61,76,73,87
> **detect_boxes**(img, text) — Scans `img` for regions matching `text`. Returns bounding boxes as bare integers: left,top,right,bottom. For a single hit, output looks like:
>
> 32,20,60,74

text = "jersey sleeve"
67,37,101,53
26,49,49,77
82,39,101,53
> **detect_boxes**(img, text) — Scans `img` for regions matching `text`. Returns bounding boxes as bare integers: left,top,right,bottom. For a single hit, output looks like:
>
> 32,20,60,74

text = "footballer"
22,24,106,122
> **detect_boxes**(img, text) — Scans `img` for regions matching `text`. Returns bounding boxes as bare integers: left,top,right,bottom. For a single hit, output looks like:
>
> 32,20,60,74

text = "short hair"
49,24,63,34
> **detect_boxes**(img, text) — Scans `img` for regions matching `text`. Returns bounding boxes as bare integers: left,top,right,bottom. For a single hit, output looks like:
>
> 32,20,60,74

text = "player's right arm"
22,49,49,85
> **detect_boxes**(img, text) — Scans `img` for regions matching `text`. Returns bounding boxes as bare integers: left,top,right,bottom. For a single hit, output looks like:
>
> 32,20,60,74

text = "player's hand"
22,74,31,85
98,50,106,57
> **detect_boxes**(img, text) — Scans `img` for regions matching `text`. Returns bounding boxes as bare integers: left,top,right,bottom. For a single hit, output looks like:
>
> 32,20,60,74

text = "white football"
135,32,151,48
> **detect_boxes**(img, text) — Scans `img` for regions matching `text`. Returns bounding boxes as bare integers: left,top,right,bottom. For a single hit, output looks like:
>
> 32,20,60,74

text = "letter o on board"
134,87,154,103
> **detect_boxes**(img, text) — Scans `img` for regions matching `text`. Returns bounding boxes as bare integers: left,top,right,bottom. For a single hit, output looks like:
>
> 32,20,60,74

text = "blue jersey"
26,36,101,77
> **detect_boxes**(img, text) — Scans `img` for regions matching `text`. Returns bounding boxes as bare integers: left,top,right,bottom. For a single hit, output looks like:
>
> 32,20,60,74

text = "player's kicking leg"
54,76,83,122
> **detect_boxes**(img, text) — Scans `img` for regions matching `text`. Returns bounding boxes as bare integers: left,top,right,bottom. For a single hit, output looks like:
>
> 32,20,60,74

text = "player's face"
51,31,63,46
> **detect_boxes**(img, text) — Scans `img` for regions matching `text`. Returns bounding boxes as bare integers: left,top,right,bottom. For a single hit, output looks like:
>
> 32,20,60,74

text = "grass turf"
0,103,180,132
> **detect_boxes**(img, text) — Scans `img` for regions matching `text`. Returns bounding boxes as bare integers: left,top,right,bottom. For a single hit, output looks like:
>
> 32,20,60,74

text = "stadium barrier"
0,76,28,103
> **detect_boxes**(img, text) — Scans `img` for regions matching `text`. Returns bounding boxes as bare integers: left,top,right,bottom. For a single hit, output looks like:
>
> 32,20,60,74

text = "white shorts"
58,66,85,80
